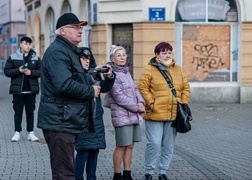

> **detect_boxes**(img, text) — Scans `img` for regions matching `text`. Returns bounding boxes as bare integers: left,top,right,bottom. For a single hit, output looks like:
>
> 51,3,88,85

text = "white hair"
54,28,60,35
109,45,126,61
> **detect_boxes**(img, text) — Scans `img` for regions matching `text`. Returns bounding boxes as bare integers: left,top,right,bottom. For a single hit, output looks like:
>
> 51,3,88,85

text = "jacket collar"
56,35,81,55
149,57,176,72
107,61,129,74
16,48,37,59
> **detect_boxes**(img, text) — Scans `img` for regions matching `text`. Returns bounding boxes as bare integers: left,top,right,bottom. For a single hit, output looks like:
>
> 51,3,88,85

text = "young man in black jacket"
4,36,41,142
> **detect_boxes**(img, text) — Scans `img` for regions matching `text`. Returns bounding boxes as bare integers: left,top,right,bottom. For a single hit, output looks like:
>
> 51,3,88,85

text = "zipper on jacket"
20,59,25,94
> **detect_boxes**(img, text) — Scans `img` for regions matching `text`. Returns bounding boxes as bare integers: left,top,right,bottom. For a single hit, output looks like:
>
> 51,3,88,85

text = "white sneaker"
11,131,20,142
27,131,39,142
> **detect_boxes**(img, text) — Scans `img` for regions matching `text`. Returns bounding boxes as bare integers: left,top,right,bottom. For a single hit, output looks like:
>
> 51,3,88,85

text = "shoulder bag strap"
157,67,177,97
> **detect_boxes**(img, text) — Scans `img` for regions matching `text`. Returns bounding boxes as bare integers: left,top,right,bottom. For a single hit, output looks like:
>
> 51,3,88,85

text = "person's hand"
94,65,113,79
139,112,145,117
19,66,25,73
94,65,103,72
23,69,31,75
93,85,101,98
150,103,154,110
19,66,31,75
104,64,113,77
93,65,105,80
137,102,145,113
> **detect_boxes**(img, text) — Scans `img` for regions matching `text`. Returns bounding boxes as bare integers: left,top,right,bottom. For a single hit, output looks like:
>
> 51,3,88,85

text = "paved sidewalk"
0,73,252,180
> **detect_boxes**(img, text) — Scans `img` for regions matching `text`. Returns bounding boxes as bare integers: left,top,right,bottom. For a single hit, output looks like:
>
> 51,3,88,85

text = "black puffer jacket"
37,35,95,134
75,75,115,150
4,48,41,94
75,47,116,150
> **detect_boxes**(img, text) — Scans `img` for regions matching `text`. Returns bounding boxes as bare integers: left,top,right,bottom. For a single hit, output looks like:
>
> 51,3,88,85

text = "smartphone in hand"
22,63,28,69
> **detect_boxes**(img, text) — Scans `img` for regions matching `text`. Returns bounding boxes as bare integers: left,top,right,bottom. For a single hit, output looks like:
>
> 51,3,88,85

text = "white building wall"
0,0,26,24
241,0,252,21
24,0,252,42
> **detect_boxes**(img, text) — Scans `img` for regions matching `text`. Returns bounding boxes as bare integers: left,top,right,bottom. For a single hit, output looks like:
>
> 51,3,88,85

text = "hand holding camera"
90,65,113,79
95,66,109,74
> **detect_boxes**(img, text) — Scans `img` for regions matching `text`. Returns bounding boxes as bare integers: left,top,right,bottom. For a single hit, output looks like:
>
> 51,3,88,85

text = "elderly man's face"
61,25,83,45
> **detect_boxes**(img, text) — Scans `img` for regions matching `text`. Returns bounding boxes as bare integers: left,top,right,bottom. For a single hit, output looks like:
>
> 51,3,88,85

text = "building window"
176,0,238,23
49,10,55,43
175,0,238,82
84,0,91,47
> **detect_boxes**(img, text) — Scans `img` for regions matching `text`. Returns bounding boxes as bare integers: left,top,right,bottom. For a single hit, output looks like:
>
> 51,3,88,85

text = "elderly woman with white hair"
106,45,146,180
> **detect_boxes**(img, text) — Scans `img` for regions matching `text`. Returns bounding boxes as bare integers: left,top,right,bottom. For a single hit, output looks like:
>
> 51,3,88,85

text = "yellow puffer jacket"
138,57,190,121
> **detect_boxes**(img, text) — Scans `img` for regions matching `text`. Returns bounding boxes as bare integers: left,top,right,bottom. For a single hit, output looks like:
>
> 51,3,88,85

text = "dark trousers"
75,149,99,180
12,94,36,132
43,130,76,180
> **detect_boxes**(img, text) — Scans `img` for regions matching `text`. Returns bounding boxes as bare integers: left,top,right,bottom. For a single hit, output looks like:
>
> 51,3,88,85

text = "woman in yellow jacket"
138,42,190,180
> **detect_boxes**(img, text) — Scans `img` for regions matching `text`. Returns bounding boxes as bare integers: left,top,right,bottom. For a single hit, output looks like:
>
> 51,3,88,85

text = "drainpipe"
9,0,11,21
206,0,208,22
8,0,11,55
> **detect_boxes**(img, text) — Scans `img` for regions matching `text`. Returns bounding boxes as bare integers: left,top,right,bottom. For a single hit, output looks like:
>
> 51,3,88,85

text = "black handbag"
172,102,192,133
157,66,192,133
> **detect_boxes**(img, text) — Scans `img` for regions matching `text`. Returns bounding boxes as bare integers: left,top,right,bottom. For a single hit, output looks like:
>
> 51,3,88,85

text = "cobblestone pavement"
0,73,252,180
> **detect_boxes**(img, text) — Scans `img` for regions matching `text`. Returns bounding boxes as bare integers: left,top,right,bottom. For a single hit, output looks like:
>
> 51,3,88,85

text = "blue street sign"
3,41,7,46
10,37,17,44
149,8,165,21
0,26,2,35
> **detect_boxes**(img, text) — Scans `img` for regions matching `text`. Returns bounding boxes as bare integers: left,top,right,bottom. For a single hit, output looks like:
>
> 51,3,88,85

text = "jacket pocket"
62,102,90,132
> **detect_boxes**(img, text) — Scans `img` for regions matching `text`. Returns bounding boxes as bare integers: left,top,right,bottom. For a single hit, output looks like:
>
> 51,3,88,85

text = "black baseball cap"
56,13,88,29
20,36,32,43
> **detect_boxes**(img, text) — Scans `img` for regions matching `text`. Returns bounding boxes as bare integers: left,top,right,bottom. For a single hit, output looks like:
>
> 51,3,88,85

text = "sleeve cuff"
107,73,115,79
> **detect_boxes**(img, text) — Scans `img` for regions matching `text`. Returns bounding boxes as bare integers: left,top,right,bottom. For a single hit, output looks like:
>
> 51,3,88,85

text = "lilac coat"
107,62,145,127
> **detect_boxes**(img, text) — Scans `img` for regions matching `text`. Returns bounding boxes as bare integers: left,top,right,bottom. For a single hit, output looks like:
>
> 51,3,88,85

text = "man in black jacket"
37,13,114,180
4,36,41,142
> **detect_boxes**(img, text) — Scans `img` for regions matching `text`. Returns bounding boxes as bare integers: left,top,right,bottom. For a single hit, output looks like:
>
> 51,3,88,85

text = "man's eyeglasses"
63,26,83,30
114,54,127,59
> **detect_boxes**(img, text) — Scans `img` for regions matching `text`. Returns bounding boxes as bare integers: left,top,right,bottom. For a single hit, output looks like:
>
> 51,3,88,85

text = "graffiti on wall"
192,43,225,72
183,25,230,81
232,49,239,62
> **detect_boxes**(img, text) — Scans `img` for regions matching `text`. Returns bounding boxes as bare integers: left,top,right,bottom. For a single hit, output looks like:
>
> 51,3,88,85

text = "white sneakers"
27,131,39,142
11,131,21,142
11,131,39,142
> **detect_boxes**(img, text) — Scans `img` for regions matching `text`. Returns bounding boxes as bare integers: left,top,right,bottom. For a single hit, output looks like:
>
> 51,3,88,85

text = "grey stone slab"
1,74,252,180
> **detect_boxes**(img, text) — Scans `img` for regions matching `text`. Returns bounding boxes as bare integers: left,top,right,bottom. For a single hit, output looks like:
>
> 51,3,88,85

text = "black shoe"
158,174,168,180
144,174,153,180
113,172,123,180
123,170,133,180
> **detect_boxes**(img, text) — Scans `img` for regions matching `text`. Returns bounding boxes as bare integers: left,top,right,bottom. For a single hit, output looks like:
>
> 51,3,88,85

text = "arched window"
84,0,92,47
49,10,55,43
176,0,238,22
61,0,71,14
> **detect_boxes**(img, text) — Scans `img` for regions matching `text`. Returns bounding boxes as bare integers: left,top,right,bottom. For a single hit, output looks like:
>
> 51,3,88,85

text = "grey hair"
55,28,60,35
109,45,126,58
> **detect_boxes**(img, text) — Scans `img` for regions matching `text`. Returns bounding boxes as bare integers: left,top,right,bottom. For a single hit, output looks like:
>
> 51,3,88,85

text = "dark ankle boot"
123,170,133,180
113,172,122,180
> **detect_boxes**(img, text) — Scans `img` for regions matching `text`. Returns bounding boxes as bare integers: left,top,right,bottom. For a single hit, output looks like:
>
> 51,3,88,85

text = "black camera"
95,66,109,74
